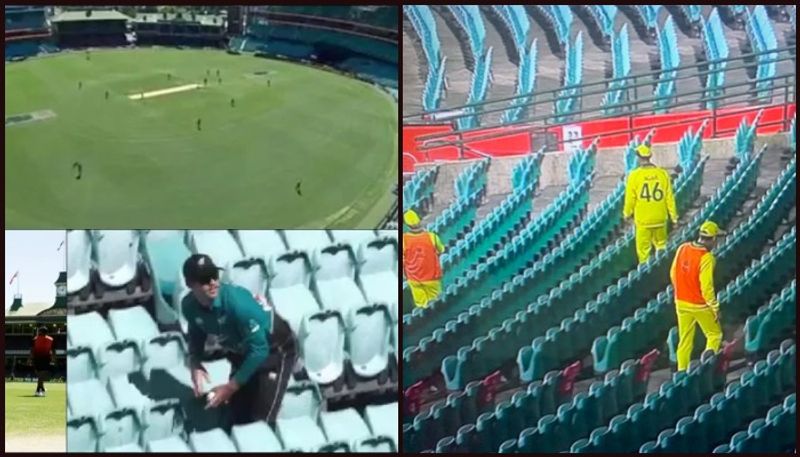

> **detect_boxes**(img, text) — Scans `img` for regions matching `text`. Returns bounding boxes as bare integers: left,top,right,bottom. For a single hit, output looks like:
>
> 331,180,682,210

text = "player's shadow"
20,395,42,397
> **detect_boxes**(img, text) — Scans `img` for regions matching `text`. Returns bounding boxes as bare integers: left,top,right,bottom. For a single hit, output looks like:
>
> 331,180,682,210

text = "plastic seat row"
503,39,538,124
554,31,584,123
493,5,529,53
499,351,659,453
403,166,439,215
713,393,796,453
746,5,778,102
457,47,494,130
654,16,680,112
403,5,444,111
572,341,746,453
602,23,631,115
441,160,539,287
744,277,796,354
439,183,628,388
590,5,618,41
638,343,796,453
403,169,602,355
299,304,397,386
162,231,398,334
447,5,486,59
71,400,398,452
515,147,762,383
403,145,598,341
701,8,730,109
67,230,148,298
402,173,595,387
405,362,581,453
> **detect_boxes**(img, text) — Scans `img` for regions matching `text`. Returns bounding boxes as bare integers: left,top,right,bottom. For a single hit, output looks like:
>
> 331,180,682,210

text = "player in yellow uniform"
623,144,678,263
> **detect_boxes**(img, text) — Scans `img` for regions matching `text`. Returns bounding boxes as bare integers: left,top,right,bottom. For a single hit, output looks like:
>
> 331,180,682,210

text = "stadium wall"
403,103,796,172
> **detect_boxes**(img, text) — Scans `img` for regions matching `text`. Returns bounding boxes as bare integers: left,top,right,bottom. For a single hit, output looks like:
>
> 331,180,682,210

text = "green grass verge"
4,381,66,437
5,48,397,228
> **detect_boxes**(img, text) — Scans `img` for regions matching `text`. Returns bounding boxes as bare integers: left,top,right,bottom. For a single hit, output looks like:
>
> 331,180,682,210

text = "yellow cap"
404,210,421,227
699,221,726,237
635,144,652,158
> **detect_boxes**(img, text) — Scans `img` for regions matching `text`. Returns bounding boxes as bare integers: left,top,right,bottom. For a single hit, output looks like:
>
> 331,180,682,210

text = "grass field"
4,381,66,452
5,48,397,228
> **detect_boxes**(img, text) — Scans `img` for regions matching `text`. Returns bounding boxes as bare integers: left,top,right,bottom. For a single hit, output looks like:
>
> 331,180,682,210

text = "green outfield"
4,381,66,452
5,48,397,228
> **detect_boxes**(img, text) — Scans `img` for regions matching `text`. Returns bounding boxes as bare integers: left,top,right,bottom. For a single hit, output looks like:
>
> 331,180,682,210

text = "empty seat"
359,238,399,320
283,230,331,251
68,378,115,422
330,230,377,247
276,416,328,451
320,408,372,445
145,435,191,452
145,230,190,297
227,258,268,298
365,402,398,448
93,230,140,288
314,244,367,316
70,312,140,379
268,251,320,333
67,416,99,452
236,230,287,261
107,375,150,411
231,421,284,452
189,428,237,452
187,230,244,268
299,311,346,385
278,381,322,420
347,304,392,379
100,408,142,451
105,443,144,452
141,400,185,444
354,436,396,452
67,346,99,383
67,229,93,294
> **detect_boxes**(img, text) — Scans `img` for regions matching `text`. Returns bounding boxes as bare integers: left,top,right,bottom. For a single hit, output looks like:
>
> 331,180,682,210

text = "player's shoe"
35,391,42,397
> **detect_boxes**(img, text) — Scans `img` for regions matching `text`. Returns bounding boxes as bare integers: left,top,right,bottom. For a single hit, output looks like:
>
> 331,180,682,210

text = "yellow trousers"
635,224,668,263
408,280,442,308
676,300,722,371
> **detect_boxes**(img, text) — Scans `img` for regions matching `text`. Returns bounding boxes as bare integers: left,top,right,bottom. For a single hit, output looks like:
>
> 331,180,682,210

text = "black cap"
183,254,222,285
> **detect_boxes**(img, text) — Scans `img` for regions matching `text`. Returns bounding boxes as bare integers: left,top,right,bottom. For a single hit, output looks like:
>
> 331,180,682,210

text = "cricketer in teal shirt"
183,282,274,388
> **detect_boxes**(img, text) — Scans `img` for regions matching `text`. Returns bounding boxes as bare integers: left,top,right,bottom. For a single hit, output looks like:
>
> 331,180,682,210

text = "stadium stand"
403,5,795,453
66,230,397,452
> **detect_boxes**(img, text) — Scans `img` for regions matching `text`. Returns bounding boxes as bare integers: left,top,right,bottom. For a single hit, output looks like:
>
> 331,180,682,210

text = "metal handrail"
403,44,796,122
414,74,795,149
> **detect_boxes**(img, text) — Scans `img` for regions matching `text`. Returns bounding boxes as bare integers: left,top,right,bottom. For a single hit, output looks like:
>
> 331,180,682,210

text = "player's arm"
231,289,270,387
699,252,720,315
184,303,207,370
623,171,638,220
670,245,679,286
664,171,678,223
431,232,445,254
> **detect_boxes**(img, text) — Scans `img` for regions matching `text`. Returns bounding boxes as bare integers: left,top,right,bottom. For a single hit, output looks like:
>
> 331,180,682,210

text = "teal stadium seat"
267,251,321,334
348,304,392,379
299,311,346,386
188,428,237,452
313,244,367,316
230,421,283,452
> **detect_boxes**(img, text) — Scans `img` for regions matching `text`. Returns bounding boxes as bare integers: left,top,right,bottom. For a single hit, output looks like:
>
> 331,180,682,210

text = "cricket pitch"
129,83,201,100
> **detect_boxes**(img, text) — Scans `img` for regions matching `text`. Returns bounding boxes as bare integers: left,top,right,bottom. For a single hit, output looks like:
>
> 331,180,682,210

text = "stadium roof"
51,10,130,22
7,300,54,317
133,12,225,26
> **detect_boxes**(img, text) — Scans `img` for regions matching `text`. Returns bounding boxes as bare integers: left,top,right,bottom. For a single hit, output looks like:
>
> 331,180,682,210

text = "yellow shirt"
623,165,678,227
